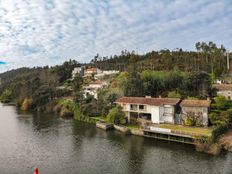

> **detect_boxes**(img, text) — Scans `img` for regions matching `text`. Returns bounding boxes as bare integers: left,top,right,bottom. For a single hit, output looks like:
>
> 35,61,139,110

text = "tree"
125,54,143,96
106,106,126,124
72,75,83,102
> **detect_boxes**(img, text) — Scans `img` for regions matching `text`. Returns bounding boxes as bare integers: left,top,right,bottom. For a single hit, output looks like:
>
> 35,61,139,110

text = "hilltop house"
213,84,232,100
84,68,102,77
83,81,107,99
115,97,181,124
95,70,120,78
180,99,211,126
72,66,85,79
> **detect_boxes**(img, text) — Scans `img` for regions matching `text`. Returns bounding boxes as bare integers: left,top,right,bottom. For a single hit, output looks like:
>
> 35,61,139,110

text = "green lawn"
156,124,212,137
126,124,140,129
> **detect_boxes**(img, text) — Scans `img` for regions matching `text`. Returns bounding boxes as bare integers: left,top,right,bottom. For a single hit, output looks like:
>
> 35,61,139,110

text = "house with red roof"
180,99,211,126
115,96,181,124
115,96,211,126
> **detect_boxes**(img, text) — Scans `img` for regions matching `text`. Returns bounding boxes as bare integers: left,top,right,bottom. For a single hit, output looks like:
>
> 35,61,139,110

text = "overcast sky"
0,0,231,72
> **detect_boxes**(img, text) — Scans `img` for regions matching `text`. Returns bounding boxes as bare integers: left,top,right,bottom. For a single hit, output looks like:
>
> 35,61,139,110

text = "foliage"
211,123,228,142
32,85,54,108
106,106,126,124
124,54,143,97
90,42,227,78
72,75,84,102
167,91,181,98
184,116,195,126
0,89,12,103
183,112,203,127
214,96,228,110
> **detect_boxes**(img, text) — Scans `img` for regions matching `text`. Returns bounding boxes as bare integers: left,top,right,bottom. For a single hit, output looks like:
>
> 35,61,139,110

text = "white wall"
151,106,160,124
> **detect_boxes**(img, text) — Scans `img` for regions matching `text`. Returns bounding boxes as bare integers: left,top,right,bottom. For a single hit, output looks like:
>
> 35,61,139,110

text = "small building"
72,66,85,79
180,99,211,126
84,68,102,77
115,97,181,124
83,81,107,99
95,70,120,78
213,84,232,100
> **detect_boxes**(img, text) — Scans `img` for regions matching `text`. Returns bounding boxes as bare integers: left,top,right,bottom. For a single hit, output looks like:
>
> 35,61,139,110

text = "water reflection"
0,103,232,174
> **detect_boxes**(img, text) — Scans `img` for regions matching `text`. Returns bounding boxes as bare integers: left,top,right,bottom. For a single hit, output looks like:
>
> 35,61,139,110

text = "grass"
126,124,140,129
156,124,212,137
91,116,107,122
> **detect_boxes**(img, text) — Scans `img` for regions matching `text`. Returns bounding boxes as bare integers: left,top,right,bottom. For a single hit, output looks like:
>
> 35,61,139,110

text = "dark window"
139,105,145,110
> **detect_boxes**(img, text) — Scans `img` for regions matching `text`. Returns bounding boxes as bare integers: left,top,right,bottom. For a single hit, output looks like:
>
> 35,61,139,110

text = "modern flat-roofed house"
213,84,232,100
180,99,211,126
115,97,181,124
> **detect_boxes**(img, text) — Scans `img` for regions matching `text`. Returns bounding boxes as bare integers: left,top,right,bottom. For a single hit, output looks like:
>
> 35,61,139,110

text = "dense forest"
0,60,80,109
90,42,230,77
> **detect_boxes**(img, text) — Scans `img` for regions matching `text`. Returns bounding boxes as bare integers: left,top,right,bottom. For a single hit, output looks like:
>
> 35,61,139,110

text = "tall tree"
125,54,143,96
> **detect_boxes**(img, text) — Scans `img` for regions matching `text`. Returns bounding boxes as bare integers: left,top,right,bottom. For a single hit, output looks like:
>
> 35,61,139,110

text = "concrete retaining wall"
114,125,131,134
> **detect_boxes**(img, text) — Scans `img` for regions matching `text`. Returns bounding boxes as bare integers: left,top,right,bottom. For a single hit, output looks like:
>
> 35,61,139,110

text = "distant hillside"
89,42,230,78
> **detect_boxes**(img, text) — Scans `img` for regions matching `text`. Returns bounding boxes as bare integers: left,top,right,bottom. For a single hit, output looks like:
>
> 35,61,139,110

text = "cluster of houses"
115,96,211,127
72,67,119,99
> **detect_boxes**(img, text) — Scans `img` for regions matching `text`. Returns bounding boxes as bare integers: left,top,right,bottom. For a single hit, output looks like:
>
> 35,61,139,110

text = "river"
0,103,232,174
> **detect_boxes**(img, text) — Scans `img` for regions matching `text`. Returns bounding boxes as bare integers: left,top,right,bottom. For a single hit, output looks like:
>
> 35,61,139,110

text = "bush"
107,106,126,124
184,117,195,126
212,123,228,142
167,91,181,98
0,89,12,103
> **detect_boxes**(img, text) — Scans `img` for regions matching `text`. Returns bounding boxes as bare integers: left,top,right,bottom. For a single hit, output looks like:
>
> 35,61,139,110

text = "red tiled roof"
180,99,211,107
212,84,232,91
115,97,180,106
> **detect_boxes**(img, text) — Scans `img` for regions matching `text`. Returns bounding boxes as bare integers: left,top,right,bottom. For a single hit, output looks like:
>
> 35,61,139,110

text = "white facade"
72,67,84,79
120,103,175,124
95,70,119,78
83,81,107,99
217,90,232,100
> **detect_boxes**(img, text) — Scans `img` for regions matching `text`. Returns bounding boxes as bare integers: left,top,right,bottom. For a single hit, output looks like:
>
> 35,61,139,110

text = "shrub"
184,116,195,126
167,91,181,98
211,123,228,142
107,106,126,124
0,89,12,103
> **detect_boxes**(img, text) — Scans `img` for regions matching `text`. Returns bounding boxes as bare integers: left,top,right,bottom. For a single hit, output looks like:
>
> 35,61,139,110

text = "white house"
84,68,102,77
72,66,85,79
213,84,232,100
115,97,180,124
95,70,119,78
83,81,107,99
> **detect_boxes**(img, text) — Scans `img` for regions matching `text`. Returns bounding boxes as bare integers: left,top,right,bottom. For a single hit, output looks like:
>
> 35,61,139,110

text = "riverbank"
96,121,232,155
2,101,231,155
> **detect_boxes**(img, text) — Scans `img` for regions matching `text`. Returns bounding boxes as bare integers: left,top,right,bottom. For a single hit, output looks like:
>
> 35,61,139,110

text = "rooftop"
115,97,180,106
180,99,211,107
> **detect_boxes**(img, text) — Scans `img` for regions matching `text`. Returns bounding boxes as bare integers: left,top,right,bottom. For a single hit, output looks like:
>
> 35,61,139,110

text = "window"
130,104,138,111
139,105,145,110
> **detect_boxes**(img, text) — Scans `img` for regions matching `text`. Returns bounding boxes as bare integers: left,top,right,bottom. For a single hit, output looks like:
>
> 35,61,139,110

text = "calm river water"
0,103,232,174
